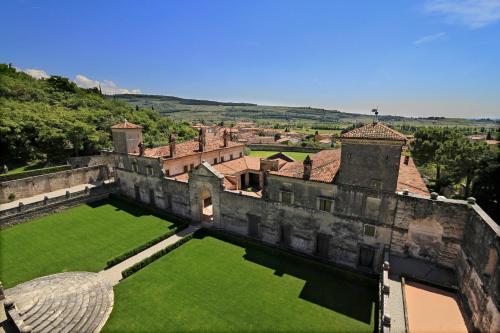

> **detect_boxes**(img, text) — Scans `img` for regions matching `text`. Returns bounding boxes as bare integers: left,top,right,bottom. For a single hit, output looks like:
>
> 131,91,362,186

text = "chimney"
169,133,176,158
303,155,312,180
404,155,409,165
199,128,207,152
223,129,229,147
138,142,145,156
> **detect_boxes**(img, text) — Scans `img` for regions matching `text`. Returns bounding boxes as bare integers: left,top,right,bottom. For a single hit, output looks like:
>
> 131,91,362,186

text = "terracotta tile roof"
274,158,290,169
212,156,261,174
143,135,243,158
169,156,261,189
397,156,430,196
111,121,142,129
341,123,406,141
270,149,341,183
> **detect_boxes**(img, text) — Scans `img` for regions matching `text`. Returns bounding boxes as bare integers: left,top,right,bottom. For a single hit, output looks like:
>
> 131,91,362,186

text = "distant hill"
114,94,257,107
110,94,499,128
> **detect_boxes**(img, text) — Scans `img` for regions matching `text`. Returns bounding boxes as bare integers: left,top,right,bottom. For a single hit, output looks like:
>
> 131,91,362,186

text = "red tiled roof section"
212,156,261,175
111,122,143,129
397,156,429,196
167,156,261,188
143,136,244,158
341,123,406,141
270,149,341,183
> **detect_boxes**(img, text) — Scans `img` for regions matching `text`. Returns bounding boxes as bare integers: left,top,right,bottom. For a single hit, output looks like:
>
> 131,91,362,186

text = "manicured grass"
0,198,176,288
5,161,49,175
248,150,311,161
104,235,376,332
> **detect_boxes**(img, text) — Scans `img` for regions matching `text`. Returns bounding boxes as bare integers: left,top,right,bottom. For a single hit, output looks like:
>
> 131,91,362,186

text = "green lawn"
248,150,311,161
0,198,176,288
4,161,46,175
103,234,376,332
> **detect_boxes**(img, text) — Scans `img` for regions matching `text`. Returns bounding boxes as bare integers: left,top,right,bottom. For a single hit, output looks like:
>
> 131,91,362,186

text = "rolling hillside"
111,94,498,128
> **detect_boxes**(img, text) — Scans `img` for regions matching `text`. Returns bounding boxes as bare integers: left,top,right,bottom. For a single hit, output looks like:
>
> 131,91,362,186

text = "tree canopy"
0,64,197,165
411,126,498,220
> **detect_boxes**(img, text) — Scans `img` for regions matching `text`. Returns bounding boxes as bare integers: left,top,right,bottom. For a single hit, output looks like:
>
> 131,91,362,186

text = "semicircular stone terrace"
4,272,114,333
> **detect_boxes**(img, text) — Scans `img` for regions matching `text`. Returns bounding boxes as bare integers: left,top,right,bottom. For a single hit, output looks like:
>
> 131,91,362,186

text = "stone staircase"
4,272,113,333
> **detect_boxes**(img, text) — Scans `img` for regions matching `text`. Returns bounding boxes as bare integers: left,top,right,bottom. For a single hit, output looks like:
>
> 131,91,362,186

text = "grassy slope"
103,235,376,333
248,150,311,161
0,198,175,288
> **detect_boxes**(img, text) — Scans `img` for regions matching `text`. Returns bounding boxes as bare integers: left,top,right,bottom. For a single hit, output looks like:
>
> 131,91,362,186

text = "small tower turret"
111,120,143,155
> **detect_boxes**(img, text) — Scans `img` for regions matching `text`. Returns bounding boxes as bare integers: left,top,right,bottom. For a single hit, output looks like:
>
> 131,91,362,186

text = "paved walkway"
98,224,200,286
405,281,467,333
386,276,407,333
0,183,99,211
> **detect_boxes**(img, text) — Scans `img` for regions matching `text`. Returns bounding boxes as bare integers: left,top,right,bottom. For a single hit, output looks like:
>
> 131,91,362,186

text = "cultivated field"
0,198,175,288
103,233,376,332
248,150,311,161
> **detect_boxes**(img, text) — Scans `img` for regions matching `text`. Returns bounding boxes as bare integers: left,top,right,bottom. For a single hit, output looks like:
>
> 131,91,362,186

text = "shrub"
106,222,189,268
121,233,194,279
8,193,15,201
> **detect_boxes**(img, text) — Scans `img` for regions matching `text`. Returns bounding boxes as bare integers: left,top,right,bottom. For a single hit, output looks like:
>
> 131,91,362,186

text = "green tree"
437,134,491,197
472,151,500,221
0,63,197,165
411,127,454,179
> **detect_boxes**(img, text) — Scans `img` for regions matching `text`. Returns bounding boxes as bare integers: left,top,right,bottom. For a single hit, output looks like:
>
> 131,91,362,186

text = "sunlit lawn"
103,234,376,332
0,198,175,288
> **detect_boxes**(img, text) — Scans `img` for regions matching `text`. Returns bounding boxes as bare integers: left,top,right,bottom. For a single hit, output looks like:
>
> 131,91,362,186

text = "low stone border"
106,222,189,268
121,233,194,279
0,191,112,229
401,277,410,333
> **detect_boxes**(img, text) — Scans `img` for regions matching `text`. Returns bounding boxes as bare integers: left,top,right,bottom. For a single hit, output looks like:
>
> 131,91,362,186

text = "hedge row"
121,233,194,279
106,222,189,268
0,165,71,182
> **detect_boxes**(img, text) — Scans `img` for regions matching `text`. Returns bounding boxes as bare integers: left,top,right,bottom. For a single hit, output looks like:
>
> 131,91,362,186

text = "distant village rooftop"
143,133,244,159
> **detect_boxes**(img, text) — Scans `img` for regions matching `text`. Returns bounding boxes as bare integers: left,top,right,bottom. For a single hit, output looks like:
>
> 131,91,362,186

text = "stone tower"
337,122,406,192
111,121,143,155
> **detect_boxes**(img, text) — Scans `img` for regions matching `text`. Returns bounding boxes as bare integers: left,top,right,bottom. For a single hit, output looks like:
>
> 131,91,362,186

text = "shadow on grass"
194,231,376,325
86,197,177,230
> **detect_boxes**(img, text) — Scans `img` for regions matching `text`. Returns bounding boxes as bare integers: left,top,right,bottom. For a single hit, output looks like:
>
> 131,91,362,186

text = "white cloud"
22,68,50,79
413,32,447,44
74,74,141,95
425,0,500,28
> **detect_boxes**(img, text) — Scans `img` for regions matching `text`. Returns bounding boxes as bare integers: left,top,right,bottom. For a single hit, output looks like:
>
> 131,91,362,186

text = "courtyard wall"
0,165,109,204
110,152,499,333
456,204,499,332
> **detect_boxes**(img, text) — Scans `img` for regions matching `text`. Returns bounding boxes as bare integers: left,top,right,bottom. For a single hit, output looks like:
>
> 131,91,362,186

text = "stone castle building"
109,121,498,332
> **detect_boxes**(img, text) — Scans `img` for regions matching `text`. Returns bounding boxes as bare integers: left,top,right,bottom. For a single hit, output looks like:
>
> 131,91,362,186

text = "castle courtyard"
103,233,377,332
0,198,176,288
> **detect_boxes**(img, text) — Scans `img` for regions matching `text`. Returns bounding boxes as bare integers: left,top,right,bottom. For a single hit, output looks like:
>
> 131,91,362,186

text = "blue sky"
2,0,500,118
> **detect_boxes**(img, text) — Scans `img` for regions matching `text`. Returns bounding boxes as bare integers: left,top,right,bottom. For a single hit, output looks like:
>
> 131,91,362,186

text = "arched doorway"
200,189,214,223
